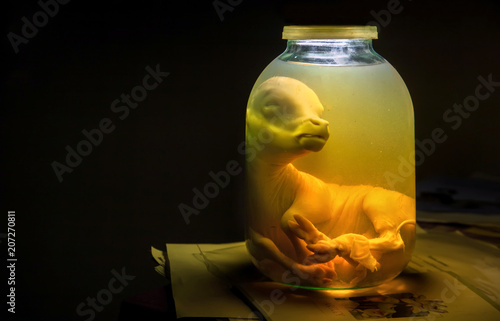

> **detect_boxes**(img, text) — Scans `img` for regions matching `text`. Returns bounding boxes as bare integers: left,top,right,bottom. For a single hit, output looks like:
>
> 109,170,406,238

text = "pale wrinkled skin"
245,76,415,288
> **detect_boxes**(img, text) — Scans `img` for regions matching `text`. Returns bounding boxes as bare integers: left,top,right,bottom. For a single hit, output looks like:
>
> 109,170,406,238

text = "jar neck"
278,39,385,66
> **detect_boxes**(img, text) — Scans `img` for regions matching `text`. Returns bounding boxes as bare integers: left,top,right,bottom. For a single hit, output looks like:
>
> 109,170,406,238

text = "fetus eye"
262,104,281,118
262,102,296,121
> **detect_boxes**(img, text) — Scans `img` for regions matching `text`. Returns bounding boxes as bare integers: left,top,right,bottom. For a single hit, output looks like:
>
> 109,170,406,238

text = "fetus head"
246,76,330,164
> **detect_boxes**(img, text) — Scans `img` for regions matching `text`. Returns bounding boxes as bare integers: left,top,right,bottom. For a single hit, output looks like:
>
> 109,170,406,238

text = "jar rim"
282,25,378,40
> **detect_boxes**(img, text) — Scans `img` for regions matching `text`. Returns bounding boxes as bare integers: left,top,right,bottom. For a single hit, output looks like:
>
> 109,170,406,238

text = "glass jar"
245,26,415,289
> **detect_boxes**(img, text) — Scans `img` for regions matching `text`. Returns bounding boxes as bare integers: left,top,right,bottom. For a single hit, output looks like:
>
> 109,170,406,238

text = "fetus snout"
307,117,329,128
295,118,330,152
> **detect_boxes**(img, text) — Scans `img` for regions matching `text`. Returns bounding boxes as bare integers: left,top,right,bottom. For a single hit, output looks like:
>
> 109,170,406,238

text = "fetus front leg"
287,214,329,243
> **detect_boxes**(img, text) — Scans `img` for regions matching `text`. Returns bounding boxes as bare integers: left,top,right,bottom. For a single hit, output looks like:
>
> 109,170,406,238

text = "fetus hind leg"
362,189,416,252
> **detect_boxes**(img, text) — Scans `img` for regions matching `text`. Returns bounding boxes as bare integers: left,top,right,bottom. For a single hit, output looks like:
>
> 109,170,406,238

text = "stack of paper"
153,227,500,320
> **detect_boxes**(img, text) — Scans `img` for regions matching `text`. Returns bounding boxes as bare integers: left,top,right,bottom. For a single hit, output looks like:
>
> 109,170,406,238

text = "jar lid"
282,25,378,40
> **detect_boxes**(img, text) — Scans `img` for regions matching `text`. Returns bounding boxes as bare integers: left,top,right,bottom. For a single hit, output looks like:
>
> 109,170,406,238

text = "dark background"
2,0,500,320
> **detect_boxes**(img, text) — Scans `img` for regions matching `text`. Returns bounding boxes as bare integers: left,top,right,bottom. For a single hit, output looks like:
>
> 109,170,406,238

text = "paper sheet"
237,270,500,321
166,243,259,320
232,227,500,321
162,224,500,321
411,230,500,309
151,246,167,277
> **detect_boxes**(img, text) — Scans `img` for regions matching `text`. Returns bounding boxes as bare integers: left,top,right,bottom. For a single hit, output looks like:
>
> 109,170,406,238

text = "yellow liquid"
254,59,415,197
246,59,416,289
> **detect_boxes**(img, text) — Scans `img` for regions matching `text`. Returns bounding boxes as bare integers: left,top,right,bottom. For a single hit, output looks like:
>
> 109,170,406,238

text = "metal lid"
282,25,378,40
